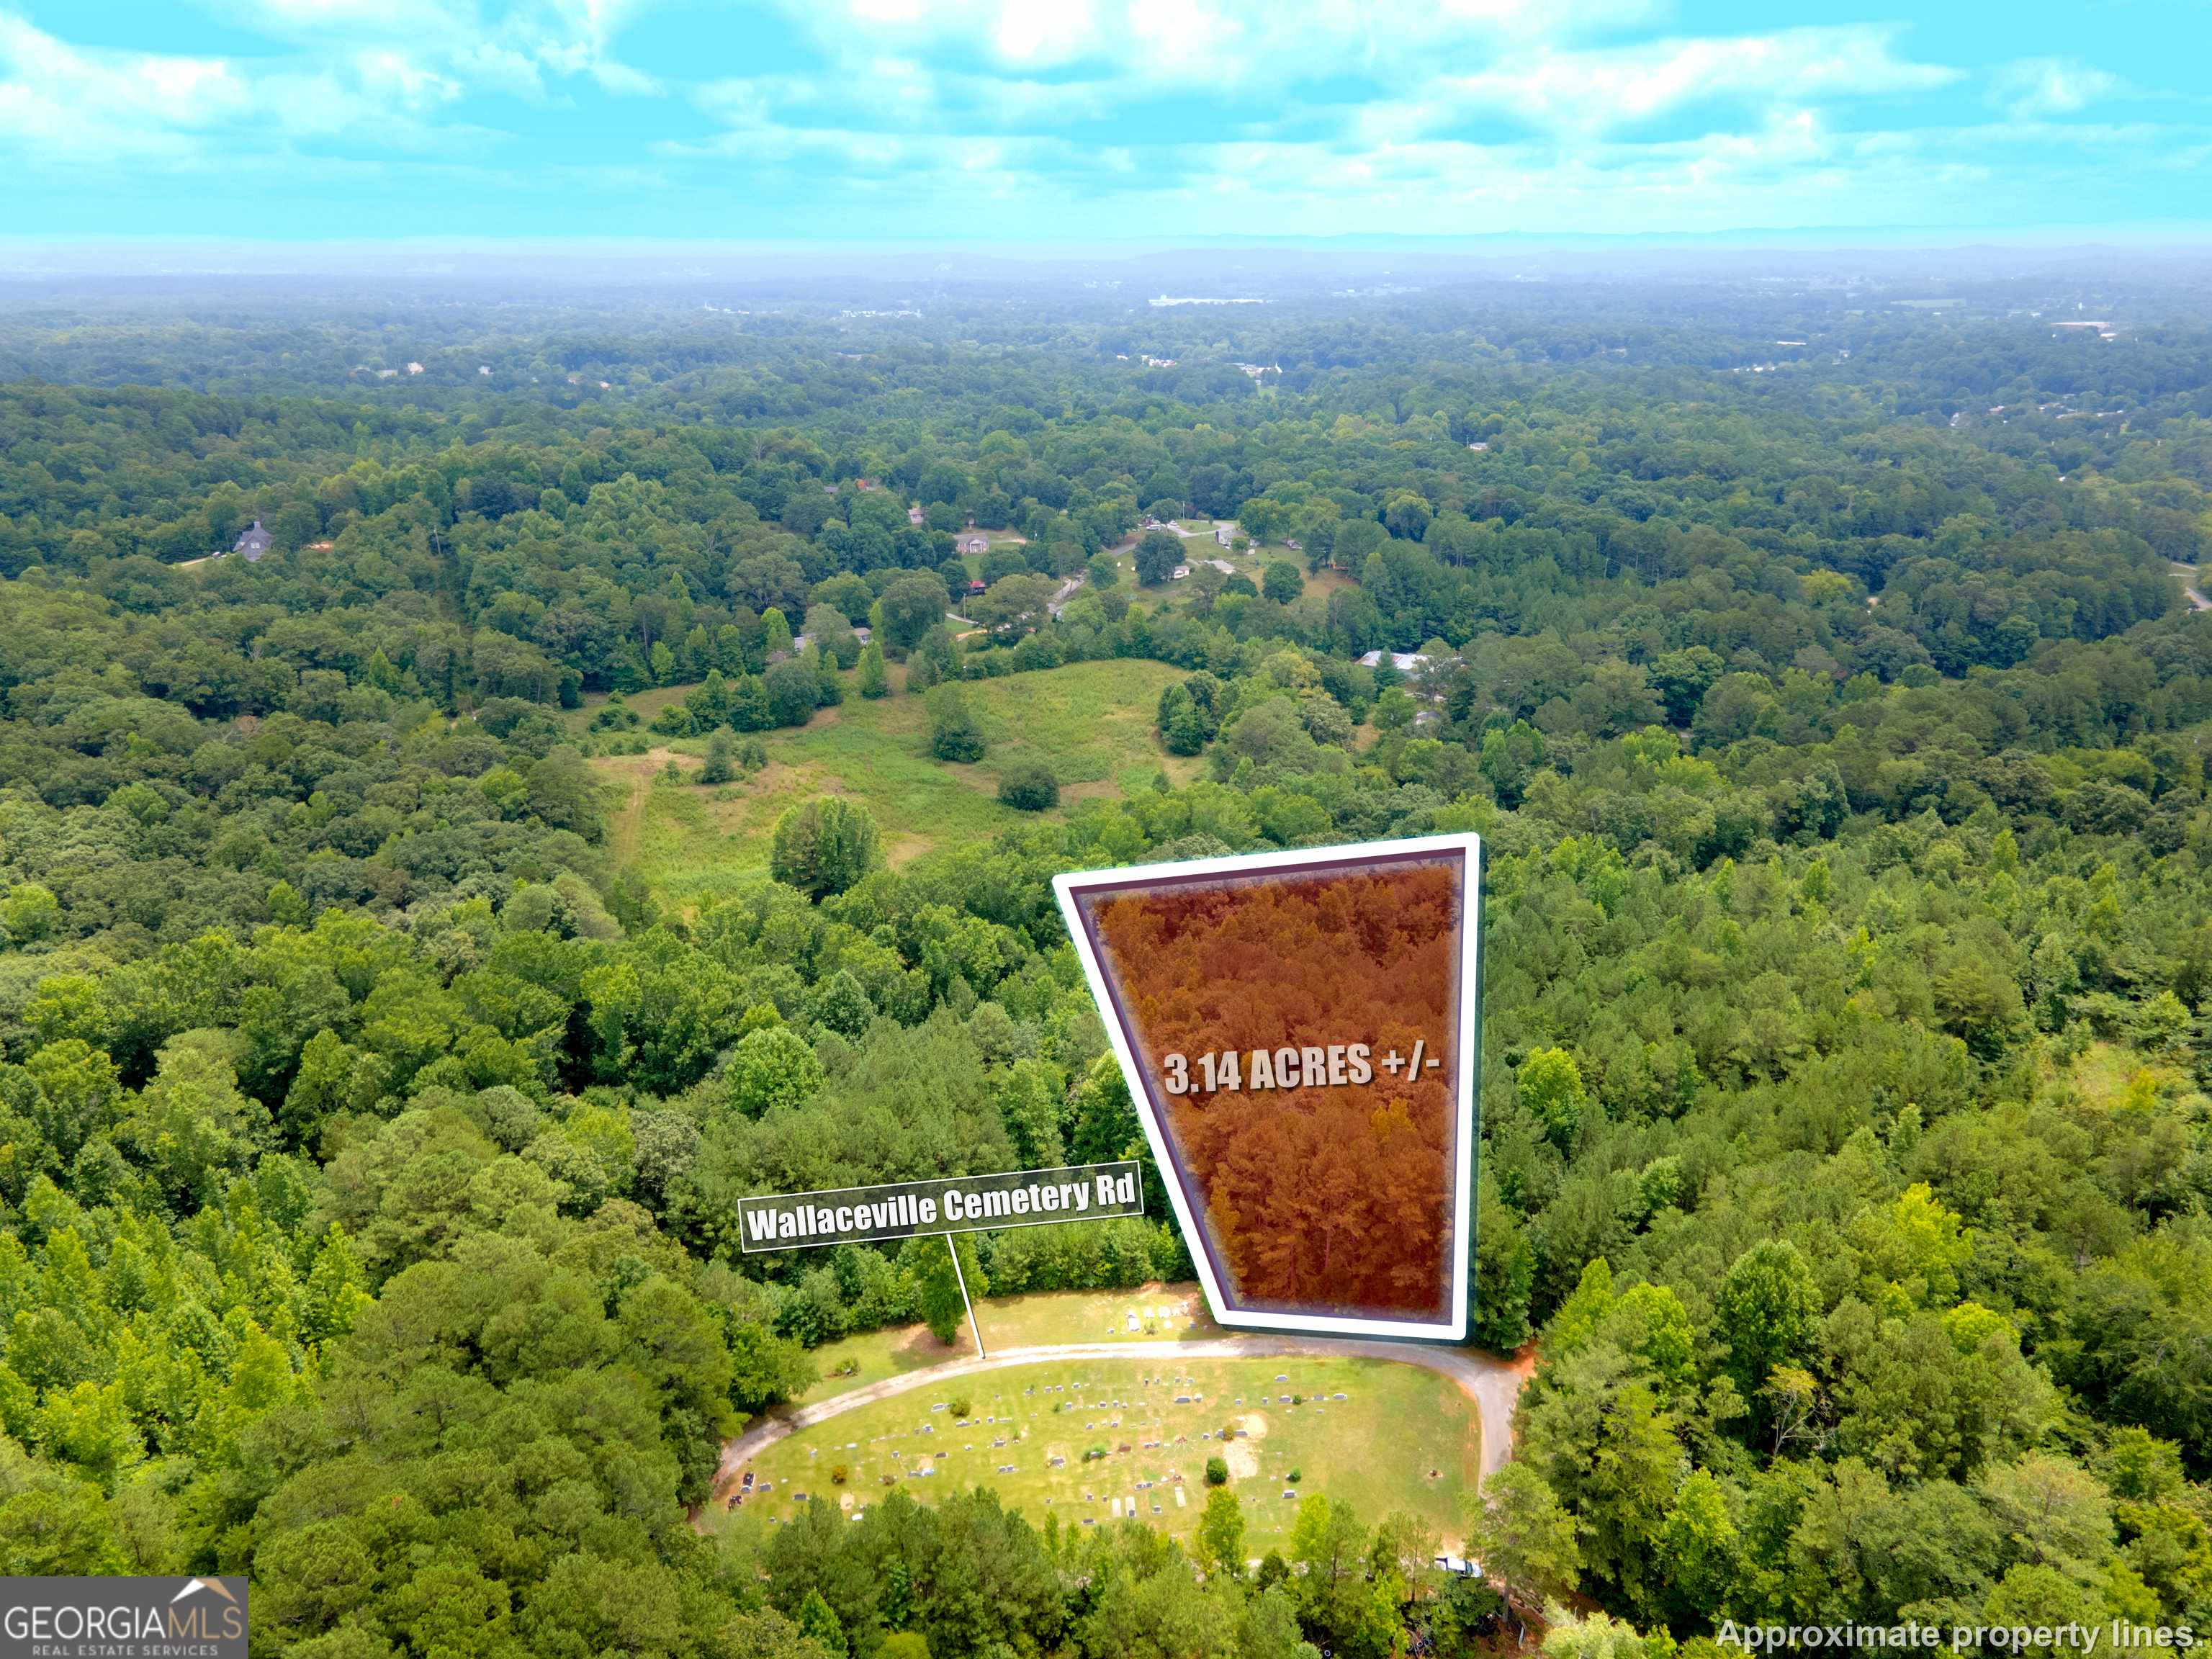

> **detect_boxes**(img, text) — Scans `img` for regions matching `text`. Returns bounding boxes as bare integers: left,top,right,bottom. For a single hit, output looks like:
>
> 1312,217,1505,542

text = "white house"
1357,649,1428,673
1214,522,1237,547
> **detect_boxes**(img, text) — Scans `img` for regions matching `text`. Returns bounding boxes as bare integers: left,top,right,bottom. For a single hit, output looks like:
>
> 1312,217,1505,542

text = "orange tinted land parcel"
1061,838,1479,1334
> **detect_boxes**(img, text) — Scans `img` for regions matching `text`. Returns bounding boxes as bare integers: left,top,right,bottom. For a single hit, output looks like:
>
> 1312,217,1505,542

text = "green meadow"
585,657,1198,911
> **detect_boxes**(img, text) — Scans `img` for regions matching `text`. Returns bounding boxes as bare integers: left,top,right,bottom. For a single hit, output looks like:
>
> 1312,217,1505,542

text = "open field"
584,658,1198,909
1098,523,1354,601
711,1351,1480,1552
799,1284,1220,1404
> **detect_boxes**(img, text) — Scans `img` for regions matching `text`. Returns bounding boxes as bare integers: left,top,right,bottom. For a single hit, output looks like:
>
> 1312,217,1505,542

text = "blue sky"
0,0,2204,243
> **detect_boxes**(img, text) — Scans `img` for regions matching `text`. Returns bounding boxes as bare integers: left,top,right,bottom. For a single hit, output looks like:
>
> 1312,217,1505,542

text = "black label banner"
739,1161,1145,1253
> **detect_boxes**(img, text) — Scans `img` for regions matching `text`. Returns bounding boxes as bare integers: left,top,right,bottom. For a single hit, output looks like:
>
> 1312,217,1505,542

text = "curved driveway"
716,1334,1529,1497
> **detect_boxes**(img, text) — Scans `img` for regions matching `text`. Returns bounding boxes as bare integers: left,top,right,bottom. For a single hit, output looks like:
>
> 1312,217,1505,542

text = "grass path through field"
603,747,673,869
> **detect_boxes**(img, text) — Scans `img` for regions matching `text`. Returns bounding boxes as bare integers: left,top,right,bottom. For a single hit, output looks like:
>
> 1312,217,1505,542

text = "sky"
0,0,2205,246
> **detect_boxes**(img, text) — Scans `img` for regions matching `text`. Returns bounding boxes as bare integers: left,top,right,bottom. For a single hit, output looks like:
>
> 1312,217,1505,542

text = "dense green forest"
0,271,2206,1658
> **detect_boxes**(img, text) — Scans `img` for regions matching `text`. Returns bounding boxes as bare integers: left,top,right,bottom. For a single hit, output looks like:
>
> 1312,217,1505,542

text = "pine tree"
857,642,890,698
796,1589,848,1657
763,606,794,659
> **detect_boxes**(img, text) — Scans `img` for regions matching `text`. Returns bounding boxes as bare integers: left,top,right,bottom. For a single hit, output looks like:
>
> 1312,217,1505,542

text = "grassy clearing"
714,1352,1478,1552
1094,529,1349,605
2061,1039,2190,1110
981,1283,1220,1351
585,658,1197,910
798,1283,1220,1405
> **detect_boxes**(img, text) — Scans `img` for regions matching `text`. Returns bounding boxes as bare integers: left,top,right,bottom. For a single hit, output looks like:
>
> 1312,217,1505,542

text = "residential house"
1357,649,1429,674
1214,523,1237,547
230,521,273,562
908,504,925,525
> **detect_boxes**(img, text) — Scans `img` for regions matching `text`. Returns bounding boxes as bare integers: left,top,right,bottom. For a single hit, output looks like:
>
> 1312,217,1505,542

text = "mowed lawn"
796,1283,1221,1405
1097,529,1354,603
711,1353,1479,1553
587,658,1198,910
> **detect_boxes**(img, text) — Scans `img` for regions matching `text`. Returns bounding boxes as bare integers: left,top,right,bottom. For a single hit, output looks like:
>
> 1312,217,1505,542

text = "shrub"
997,761,1058,811
925,682,986,762
830,1464,848,1485
700,730,734,785
950,1397,973,1419
1205,1456,1228,1486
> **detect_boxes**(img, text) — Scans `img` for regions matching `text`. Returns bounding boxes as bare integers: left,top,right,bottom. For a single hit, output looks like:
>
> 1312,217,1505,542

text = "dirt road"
716,1334,1530,1498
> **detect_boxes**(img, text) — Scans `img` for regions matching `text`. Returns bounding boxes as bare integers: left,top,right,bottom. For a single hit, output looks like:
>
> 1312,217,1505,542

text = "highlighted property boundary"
1054,833,1483,1342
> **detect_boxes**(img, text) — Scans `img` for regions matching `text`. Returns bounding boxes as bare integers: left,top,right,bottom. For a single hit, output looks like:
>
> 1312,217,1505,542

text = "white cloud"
0,0,2176,240
1367,25,1958,143
0,14,248,162
215,0,664,96
751,0,1663,91
0,8,504,166
354,48,464,109
1992,56,2119,119
661,5,2040,238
